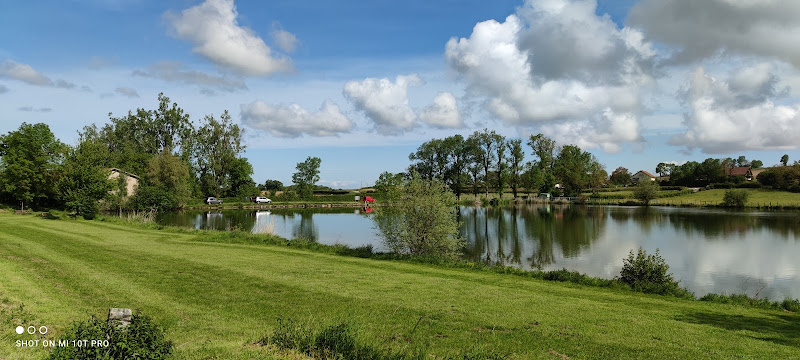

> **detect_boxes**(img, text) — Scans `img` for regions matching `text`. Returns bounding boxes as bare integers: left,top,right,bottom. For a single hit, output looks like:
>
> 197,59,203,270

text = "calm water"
156,205,800,300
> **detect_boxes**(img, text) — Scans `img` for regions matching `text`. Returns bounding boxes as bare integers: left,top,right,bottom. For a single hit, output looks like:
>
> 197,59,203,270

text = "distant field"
1,214,798,359
651,189,800,207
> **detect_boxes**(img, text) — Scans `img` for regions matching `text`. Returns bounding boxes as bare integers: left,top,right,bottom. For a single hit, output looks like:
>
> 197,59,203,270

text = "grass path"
1,213,798,359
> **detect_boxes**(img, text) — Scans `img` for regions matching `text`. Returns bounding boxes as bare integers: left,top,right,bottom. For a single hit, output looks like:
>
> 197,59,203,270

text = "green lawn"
651,188,800,207
1,213,798,359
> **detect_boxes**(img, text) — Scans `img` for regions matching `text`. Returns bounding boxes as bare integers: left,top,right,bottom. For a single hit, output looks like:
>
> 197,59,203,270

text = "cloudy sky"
2,0,800,188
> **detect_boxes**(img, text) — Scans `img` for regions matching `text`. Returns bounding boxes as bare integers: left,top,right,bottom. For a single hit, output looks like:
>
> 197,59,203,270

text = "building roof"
635,170,655,178
726,166,750,177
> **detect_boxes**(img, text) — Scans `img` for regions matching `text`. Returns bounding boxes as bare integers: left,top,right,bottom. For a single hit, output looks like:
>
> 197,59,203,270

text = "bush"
708,182,734,189
722,189,749,208
47,313,173,360
735,182,762,189
374,174,463,260
618,248,688,297
633,181,659,205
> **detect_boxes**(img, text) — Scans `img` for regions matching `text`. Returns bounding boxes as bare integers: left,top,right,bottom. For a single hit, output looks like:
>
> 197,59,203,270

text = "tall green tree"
468,129,499,199
193,111,245,197
494,133,507,199
0,123,65,209
374,171,404,193
58,137,113,218
227,157,257,198
610,167,632,186
781,154,789,166
521,163,544,196
633,179,659,206
133,152,191,210
553,145,598,196
292,156,322,198
527,134,556,172
507,138,524,198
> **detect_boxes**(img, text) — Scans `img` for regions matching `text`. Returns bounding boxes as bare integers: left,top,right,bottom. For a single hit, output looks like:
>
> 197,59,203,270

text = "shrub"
722,189,749,208
618,248,688,297
633,181,659,205
708,182,734,189
374,174,463,260
47,313,173,360
735,182,762,189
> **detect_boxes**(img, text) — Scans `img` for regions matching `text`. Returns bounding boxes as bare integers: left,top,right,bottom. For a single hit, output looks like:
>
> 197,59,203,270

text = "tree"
527,134,556,172
193,111,245,197
468,129,499,199
736,156,749,167
373,174,463,260
292,156,322,198
227,157,257,198
610,167,632,186
133,152,191,210
442,135,470,199
374,171,404,193
521,163,544,196
0,123,65,209
553,145,596,196
750,160,763,168
261,180,284,191
494,133,507,199
58,137,113,218
633,179,659,206
507,138,524,198
781,154,789,166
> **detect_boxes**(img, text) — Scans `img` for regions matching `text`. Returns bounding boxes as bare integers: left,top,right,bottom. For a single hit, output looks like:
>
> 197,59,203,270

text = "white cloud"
241,100,353,138
271,22,299,53
132,61,246,91
444,0,654,151
18,106,52,112
628,0,800,68
419,92,463,128
0,59,56,86
343,74,423,135
0,60,78,89
166,0,293,76
670,66,800,153
115,87,140,98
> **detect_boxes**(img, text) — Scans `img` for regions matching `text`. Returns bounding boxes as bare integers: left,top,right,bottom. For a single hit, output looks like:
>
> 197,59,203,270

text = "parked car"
255,196,272,204
205,197,223,205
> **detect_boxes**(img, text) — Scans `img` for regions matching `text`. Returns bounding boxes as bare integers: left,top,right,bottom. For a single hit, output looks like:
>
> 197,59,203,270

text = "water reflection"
155,205,800,300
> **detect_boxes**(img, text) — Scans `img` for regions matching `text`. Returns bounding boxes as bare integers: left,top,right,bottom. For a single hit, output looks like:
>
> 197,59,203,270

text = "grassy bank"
1,213,798,359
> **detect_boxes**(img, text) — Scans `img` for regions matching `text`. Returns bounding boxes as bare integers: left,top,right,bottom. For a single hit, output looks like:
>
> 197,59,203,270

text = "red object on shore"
364,196,376,202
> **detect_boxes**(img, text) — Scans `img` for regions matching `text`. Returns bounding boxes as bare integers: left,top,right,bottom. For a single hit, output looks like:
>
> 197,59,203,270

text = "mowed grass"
1,214,799,359
652,188,800,207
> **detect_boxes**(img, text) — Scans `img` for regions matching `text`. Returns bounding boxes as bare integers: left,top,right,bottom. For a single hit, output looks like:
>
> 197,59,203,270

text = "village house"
725,166,766,181
108,168,139,197
631,170,656,184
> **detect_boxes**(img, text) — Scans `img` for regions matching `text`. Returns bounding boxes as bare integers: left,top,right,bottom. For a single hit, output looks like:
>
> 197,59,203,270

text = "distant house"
726,166,761,181
108,168,139,197
631,170,656,184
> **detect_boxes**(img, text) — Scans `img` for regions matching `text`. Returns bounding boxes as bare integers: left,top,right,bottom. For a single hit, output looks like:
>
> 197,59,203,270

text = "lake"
156,205,800,301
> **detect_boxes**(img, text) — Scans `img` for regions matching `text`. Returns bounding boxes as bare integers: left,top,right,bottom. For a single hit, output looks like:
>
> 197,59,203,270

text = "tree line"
0,94,257,216
380,130,605,198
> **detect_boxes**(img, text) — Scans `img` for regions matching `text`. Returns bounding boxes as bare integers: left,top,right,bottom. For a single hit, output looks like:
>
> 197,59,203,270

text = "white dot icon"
15,326,24,334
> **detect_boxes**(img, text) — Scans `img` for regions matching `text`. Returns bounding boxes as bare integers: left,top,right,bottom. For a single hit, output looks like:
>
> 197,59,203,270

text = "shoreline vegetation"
1,212,799,359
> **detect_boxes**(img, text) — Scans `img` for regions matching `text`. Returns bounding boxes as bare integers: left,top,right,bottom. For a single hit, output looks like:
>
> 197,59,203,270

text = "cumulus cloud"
241,100,353,138
445,0,653,151
271,22,299,53
166,0,293,76
419,92,463,128
115,87,140,98
0,60,79,89
343,74,423,135
132,61,246,91
670,65,800,153
628,0,800,68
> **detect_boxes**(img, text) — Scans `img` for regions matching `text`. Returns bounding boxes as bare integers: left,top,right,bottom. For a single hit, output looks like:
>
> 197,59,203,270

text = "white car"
255,196,272,204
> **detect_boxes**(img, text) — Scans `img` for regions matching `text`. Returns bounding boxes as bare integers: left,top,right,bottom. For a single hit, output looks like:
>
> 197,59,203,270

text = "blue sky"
2,0,800,188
